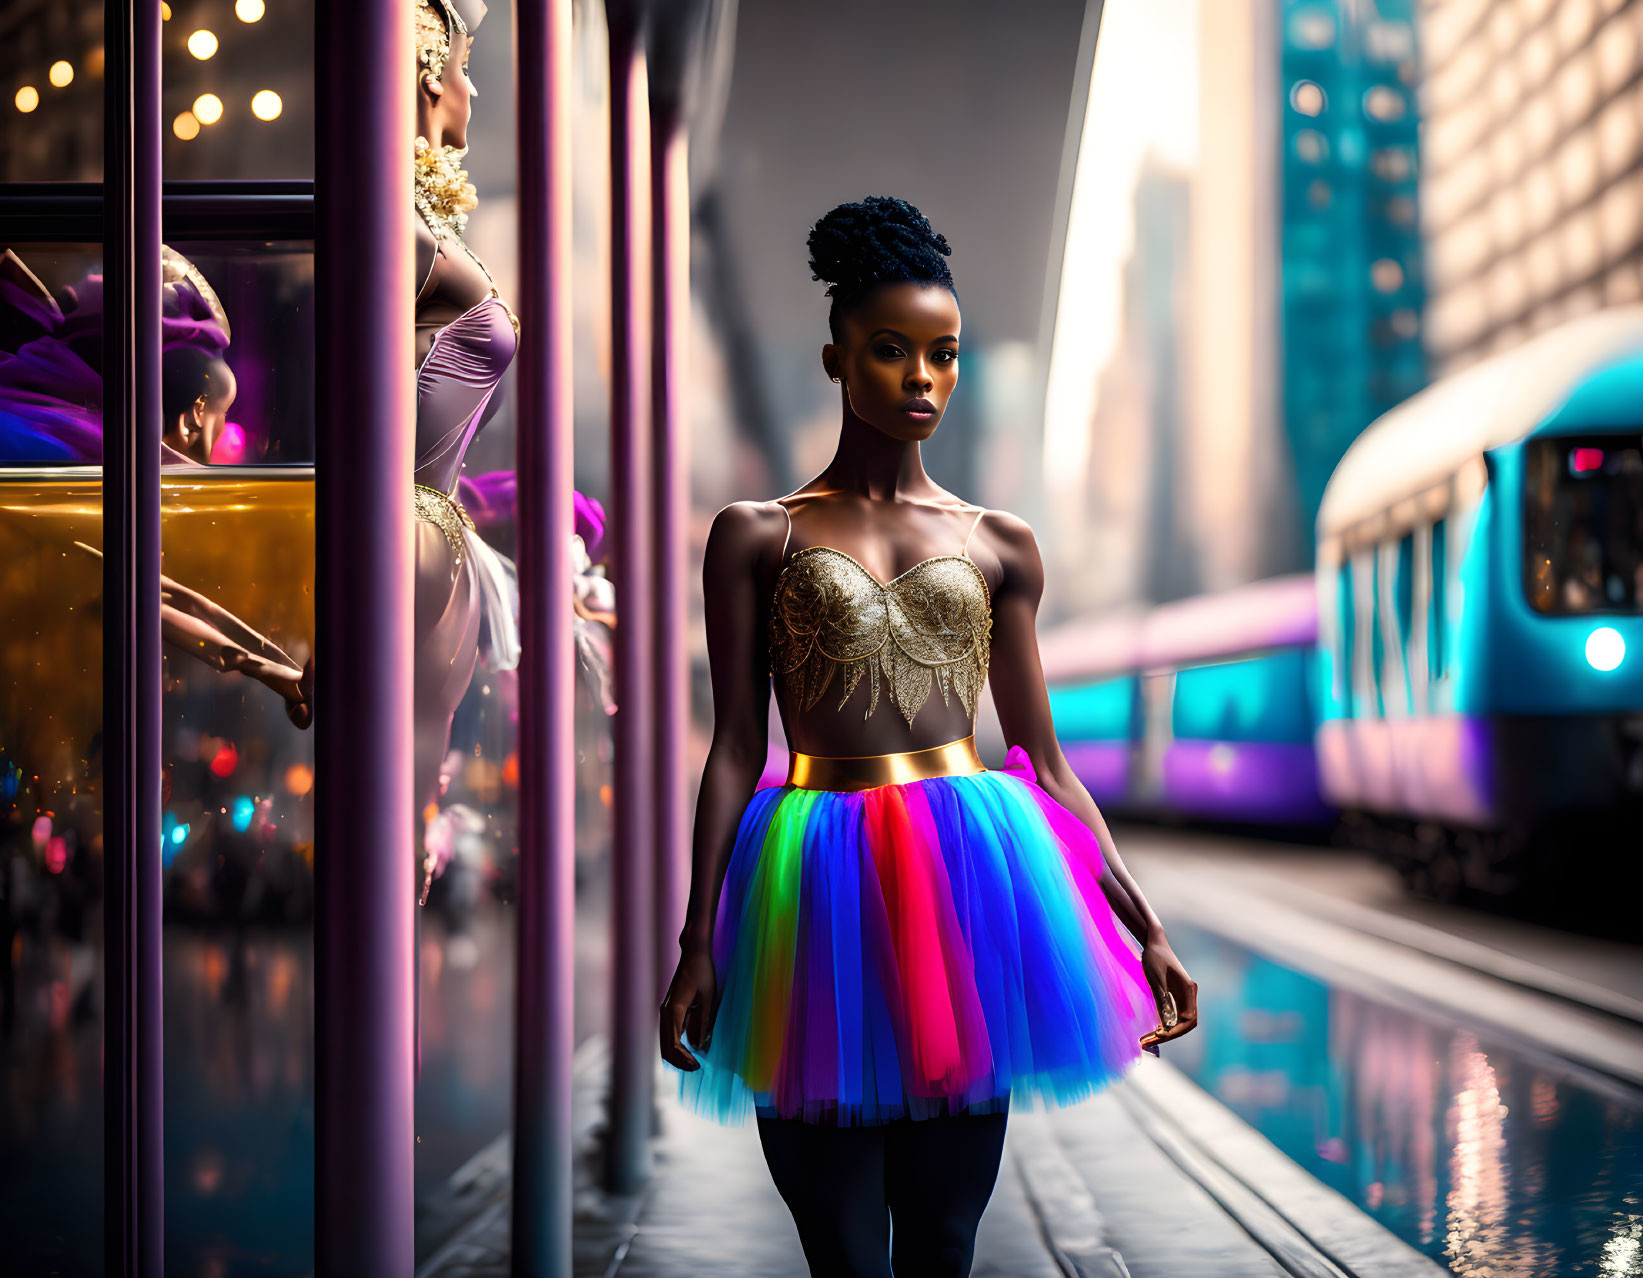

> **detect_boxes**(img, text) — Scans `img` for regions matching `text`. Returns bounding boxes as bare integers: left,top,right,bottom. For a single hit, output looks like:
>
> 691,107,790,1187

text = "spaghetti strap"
962,505,987,555
777,499,793,563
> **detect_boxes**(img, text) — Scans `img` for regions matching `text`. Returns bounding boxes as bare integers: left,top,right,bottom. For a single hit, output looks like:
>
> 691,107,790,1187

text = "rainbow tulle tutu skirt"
673,737,1157,1127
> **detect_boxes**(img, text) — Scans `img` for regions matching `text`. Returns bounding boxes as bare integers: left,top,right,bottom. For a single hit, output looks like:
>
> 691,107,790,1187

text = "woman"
659,196,1199,1276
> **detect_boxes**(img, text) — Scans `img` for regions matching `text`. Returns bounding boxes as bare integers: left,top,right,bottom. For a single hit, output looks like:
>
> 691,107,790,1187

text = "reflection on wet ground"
1165,925,1643,1277
0,905,538,1276
10,871,1635,1275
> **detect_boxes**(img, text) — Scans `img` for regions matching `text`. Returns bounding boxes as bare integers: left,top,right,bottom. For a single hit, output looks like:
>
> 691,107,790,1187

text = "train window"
1371,549,1387,716
1393,532,1415,714
1429,517,1448,681
1523,435,1643,614
1394,534,1414,638
1336,558,1355,716
1171,650,1315,745
1,242,316,466
1047,677,1137,743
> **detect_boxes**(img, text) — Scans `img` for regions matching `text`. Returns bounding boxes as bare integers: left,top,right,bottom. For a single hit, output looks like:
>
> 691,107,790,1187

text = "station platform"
414,1034,1441,1278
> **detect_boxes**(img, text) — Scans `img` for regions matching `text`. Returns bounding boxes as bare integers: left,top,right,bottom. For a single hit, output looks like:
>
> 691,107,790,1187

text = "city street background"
2,0,1641,1274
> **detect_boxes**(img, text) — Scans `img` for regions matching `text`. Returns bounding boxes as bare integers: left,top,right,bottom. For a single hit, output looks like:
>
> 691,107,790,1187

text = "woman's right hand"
659,944,717,1071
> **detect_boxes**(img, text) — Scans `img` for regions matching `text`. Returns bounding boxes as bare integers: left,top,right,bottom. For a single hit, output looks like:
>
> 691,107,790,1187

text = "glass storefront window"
1523,434,1643,614
1,241,315,467
0,3,315,183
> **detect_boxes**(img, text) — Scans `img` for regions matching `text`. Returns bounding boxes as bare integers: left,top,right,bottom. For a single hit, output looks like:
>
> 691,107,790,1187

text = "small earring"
830,376,841,383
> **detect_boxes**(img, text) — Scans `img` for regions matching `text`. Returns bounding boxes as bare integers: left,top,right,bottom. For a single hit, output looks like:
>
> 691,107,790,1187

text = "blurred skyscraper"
1281,0,1426,555
1420,0,1643,375
1072,160,1195,615
1186,0,1287,593
1185,0,1427,583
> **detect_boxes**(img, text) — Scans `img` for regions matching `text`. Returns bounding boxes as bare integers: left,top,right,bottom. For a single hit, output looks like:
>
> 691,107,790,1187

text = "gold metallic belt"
413,482,476,568
786,734,986,791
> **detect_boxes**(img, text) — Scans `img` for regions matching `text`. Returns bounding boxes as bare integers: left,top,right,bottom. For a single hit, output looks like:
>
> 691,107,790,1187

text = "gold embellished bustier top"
767,504,993,727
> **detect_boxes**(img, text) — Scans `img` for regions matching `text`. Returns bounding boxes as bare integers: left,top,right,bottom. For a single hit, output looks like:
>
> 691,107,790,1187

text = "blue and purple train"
1040,308,1643,899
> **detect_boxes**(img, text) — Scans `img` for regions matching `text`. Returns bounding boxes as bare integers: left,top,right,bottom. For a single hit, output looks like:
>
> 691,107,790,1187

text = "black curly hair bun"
807,196,956,330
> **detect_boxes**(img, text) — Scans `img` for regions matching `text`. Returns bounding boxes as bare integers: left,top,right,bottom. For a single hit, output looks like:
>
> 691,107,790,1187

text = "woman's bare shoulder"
705,499,790,573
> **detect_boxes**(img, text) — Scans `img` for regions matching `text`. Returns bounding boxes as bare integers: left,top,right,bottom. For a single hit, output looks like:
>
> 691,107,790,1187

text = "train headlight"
1585,626,1625,672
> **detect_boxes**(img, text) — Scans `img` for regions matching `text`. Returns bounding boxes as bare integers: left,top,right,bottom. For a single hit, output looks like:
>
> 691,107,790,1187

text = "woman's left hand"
1139,932,1198,1054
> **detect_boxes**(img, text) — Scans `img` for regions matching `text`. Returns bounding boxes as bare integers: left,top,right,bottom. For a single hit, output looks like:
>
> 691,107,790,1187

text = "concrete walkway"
415,1036,1440,1278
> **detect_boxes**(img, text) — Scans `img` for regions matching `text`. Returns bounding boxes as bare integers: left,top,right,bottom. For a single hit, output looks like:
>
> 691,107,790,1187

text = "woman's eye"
875,344,904,359
934,349,957,364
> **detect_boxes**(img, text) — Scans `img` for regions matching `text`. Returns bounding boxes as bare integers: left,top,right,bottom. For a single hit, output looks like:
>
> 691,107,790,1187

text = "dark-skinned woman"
660,196,1198,1277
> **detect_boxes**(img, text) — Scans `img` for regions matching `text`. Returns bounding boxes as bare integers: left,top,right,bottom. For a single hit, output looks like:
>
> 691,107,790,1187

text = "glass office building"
1421,0,1643,374
1280,0,1427,555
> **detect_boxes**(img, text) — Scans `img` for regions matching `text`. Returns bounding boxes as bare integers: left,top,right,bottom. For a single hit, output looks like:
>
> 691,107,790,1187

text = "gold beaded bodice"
768,504,993,727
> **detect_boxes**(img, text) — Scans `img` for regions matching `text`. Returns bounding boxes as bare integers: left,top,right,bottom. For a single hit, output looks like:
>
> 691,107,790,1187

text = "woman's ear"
821,343,840,382
420,70,445,103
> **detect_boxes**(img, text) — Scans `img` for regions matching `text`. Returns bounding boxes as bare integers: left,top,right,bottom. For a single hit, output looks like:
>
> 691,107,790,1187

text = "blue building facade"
1280,0,1427,555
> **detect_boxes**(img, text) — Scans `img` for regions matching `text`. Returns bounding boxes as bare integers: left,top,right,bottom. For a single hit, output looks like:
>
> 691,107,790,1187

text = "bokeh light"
172,111,201,141
210,421,247,463
1364,84,1405,121
1290,80,1325,116
1371,258,1405,292
193,93,224,125
187,29,219,60
236,0,266,20
209,742,239,778
48,61,73,88
251,90,282,121
14,86,39,113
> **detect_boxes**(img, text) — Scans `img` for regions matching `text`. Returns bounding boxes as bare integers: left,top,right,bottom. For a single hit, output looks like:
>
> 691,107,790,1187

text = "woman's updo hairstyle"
807,195,956,341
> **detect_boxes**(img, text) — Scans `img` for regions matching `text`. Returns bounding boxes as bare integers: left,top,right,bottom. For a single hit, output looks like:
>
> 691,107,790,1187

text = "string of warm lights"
11,0,282,141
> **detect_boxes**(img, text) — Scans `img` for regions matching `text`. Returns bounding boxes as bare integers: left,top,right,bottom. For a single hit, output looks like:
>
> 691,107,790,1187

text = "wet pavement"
415,830,1643,1278
416,1034,1445,1277
0,871,612,1276
1125,833,1643,1278
416,1036,1420,1278
7,827,1638,1275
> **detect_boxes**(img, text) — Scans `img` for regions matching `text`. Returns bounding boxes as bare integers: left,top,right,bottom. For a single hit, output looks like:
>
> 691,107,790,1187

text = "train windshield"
1523,435,1643,614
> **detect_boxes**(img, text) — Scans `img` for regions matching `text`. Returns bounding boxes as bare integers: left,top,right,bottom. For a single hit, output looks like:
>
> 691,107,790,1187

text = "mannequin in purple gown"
412,0,522,895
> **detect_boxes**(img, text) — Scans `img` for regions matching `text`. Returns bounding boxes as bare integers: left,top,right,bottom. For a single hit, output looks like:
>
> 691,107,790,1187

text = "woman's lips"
901,398,937,419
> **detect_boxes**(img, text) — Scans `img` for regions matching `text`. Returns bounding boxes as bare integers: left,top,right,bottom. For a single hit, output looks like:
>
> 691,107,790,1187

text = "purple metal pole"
103,1,164,1272
649,95,690,1006
605,1,657,1196
314,5,417,1273
510,0,577,1270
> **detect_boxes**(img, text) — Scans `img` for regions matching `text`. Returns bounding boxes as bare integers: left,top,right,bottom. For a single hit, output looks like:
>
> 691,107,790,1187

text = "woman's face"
166,359,237,463
422,28,477,149
825,282,961,441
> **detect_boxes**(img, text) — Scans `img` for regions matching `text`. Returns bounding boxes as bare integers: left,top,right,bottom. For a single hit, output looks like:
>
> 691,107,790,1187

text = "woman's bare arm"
74,540,313,727
983,510,1198,1047
661,500,781,1069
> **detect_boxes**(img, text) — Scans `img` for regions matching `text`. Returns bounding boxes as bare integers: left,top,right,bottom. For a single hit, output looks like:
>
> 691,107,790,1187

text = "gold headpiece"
416,0,468,83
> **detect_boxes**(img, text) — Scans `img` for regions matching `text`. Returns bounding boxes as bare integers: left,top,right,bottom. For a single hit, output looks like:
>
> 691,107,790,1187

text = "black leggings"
755,1110,1009,1277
